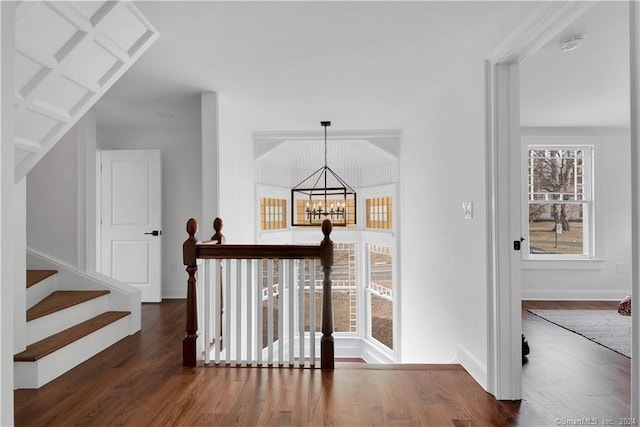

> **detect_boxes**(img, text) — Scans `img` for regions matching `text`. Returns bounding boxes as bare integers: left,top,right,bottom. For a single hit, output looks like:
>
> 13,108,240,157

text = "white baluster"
267,259,274,366
203,259,210,365
246,259,253,366
298,259,305,367
310,260,316,367
288,259,295,367
257,260,263,366
225,259,231,365
236,259,242,366
214,259,221,365
278,259,284,366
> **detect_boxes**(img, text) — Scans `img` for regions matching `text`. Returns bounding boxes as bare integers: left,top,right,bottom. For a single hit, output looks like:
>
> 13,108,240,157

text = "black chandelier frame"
290,121,357,227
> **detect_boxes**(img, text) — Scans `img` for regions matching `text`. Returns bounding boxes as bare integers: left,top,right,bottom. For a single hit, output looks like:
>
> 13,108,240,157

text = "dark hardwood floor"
13,300,631,426
521,301,631,425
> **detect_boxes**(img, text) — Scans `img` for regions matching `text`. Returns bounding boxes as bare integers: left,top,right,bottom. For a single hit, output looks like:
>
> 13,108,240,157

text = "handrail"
196,243,324,260
183,217,334,369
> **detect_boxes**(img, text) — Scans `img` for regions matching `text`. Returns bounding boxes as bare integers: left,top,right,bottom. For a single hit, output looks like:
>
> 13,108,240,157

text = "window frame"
365,196,393,230
365,243,393,351
523,143,595,260
259,197,287,231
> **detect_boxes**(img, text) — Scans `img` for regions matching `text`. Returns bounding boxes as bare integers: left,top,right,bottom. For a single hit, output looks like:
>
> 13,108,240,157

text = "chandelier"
291,121,357,227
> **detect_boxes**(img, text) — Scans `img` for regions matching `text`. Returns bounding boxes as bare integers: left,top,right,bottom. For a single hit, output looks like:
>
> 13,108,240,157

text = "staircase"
11,0,157,388
14,269,132,389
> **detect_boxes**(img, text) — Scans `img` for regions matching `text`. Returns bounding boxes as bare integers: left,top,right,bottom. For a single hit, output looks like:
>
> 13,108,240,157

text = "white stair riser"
26,275,57,310
26,295,109,346
14,315,131,389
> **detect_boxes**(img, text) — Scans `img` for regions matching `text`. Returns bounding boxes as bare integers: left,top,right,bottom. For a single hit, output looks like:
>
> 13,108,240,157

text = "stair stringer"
26,247,141,335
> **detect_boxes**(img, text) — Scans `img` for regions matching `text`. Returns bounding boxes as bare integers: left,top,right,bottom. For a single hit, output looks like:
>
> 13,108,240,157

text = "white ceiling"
96,1,536,134
95,1,631,162
520,1,629,128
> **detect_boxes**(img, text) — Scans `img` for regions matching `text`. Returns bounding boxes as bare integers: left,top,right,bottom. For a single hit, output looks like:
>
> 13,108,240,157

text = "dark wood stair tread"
14,311,130,362
26,270,58,289
27,290,110,322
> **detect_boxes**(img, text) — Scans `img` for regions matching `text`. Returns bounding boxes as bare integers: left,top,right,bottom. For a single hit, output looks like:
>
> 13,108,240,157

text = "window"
260,198,286,230
366,197,393,230
367,244,393,350
300,242,358,334
527,146,594,257
295,199,356,226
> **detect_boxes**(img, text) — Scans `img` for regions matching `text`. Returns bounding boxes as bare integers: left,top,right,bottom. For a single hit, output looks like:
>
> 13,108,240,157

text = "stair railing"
183,217,334,369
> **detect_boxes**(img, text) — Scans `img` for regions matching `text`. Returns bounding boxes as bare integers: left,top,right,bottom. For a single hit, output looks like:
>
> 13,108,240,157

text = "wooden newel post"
212,217,224,243
320,219,334,370
183,218,199,367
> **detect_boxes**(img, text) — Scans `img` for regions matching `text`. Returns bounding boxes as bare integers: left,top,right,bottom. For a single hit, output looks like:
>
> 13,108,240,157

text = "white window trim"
522,142,595,260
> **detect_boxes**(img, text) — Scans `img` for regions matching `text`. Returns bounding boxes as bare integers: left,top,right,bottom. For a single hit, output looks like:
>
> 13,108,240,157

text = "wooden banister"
320,219,334,369
211,217,223,243
182,217,334,369
182,218,199,367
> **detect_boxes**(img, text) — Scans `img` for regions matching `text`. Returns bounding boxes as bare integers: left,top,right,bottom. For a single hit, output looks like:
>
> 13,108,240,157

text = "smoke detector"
559,35,585,52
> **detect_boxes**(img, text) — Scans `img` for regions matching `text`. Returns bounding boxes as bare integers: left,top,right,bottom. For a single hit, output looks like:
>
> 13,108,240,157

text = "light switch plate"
462,201,473,219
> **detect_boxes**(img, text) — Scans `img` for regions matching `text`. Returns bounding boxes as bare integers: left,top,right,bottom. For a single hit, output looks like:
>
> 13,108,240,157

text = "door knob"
144,230,162,236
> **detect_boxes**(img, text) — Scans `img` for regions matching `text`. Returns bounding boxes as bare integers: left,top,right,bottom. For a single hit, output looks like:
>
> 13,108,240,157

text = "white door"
100,150,162,302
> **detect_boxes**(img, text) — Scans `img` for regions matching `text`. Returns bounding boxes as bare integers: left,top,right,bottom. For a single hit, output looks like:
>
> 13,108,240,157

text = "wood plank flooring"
521,301,631,425
13,300,631,426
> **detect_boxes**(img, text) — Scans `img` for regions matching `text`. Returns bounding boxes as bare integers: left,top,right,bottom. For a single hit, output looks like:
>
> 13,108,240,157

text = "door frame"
629,0,640,419
484,1,596,400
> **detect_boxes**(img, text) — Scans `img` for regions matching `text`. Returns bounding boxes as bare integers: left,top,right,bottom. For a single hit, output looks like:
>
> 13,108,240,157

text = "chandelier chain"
324,122,328,168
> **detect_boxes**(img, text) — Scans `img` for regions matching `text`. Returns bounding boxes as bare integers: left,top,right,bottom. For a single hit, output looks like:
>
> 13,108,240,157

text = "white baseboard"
163,288,186,299
361,338,396,363
522,289,629,301
456,344,487,390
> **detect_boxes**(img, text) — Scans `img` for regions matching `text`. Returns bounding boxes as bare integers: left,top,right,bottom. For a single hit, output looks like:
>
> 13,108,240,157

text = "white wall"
0,2,15,422
399,59,489,373
27,126,79,267
520,127,632,300
249,74,491,371
201,92,219,238
98,130,202,299
254,184,290,241
217,100,255,243
14,181,26,354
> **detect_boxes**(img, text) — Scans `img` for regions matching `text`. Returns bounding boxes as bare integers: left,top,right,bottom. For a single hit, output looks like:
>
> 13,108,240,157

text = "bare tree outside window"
527,147,593,256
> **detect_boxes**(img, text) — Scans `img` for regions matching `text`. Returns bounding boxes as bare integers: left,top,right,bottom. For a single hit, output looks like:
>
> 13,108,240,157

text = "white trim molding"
522,289,630,302
485,1,593,402
457,344,487,390
629,0,639,419
253,129,401,160
1,2,16,424
490,1,594,64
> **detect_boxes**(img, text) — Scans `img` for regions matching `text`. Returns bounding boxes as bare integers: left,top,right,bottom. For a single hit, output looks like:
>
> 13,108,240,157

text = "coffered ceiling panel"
67,1,104,21
16,3,79,57
14,0,159,181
